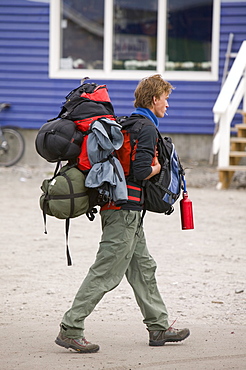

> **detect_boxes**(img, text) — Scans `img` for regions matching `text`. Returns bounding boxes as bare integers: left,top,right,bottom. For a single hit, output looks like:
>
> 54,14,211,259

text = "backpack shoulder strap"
119,114,153,130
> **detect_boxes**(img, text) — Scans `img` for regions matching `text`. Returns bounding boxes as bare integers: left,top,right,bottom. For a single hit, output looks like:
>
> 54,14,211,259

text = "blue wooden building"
0,0,246,163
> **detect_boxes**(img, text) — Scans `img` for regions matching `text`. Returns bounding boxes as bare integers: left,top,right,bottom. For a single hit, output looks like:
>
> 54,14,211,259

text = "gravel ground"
0,162,245,370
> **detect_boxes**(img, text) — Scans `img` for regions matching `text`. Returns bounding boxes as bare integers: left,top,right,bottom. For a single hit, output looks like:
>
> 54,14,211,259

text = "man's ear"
152,96,157,105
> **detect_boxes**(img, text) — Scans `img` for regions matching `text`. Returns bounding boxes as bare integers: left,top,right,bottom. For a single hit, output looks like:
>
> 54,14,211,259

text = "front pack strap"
155,181,178,202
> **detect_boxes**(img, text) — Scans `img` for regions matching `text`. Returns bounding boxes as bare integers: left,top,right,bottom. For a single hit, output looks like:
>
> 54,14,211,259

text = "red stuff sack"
57,81,116,171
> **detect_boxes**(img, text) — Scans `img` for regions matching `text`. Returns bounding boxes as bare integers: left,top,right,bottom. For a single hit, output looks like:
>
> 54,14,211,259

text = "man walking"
55,74,190,353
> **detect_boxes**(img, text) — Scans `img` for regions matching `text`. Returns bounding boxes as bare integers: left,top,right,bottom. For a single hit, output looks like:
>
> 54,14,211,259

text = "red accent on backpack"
116,130,132,176
75,114,116,171
80,85,112,103
57,82,116,172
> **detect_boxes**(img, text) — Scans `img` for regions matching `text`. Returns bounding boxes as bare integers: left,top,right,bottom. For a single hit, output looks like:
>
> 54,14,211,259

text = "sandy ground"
0,162,246,370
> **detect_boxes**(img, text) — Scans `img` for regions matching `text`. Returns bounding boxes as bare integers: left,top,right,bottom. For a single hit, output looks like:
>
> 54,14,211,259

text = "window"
166,0,214,72
112,0,158,71
49,0,220,80
60,1,104,70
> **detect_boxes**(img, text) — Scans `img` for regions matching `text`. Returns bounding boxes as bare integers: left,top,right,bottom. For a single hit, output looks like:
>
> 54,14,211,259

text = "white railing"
212,41,246,167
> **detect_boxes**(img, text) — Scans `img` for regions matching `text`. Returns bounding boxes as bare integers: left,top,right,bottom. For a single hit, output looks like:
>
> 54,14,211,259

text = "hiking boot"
55,329,100,353
149,327,190,346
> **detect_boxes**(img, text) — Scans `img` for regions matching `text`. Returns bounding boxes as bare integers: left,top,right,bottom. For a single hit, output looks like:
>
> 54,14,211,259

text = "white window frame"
49,0,221,81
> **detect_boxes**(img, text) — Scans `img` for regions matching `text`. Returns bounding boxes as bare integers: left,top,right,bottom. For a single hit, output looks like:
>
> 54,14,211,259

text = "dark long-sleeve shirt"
101,115,158,212
132,123,158,181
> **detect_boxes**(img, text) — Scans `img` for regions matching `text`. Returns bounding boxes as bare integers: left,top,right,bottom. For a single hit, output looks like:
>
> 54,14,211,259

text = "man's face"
151,93,169,118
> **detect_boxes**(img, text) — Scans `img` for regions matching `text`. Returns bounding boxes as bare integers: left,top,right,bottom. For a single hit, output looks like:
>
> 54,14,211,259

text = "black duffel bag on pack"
35,118,84,162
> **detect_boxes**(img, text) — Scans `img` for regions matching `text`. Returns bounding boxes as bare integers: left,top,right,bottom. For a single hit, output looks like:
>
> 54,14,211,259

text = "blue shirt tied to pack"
85,118,128,205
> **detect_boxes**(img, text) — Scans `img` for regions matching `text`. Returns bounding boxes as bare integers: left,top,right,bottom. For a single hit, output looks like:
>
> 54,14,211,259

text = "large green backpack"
40,164,90,265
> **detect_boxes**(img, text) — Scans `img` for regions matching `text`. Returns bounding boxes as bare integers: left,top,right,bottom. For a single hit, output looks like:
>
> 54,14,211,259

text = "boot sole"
55,337,100,353
149,332,190,346
149,339,166,346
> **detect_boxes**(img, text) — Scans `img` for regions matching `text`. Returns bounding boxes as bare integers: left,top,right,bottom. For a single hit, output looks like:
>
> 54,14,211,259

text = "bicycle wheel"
0,127,25,167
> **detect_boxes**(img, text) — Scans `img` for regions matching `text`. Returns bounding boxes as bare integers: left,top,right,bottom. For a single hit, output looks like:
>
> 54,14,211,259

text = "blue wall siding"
0,0,246,135
0,0,77,128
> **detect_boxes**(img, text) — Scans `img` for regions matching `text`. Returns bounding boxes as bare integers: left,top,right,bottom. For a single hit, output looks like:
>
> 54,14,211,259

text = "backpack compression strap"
62,171,86,266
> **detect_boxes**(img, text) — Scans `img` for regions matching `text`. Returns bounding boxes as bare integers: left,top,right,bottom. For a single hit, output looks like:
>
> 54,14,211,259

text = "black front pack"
116,115,185,215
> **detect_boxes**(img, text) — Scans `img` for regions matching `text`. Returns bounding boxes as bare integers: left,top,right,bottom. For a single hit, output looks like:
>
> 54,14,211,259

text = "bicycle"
0,103,25,166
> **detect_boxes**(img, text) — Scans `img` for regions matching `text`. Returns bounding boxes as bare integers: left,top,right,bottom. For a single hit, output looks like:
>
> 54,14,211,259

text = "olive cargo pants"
61,209,169,338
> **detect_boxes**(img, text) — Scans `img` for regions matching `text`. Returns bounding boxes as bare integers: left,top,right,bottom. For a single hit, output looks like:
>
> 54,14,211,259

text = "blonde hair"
134,74,174,108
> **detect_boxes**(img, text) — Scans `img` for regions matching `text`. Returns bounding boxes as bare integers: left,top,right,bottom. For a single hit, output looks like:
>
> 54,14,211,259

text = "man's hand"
144,156,161,180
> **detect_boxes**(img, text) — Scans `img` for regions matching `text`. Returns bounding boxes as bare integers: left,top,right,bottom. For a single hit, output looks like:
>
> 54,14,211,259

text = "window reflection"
59,0,213,73
61,0,104,69
113,0,158,70
166,0,213,71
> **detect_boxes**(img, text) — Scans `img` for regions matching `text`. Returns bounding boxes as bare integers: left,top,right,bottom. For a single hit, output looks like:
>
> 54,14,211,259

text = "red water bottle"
180,176,194,230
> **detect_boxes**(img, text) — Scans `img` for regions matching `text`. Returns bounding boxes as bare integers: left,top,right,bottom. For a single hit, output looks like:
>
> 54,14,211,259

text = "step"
218,165,246,172
235,123,246,130
230,137,246,143
236,110,246,117
236,111,246,124
234,123,246,129
230,151,246,157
